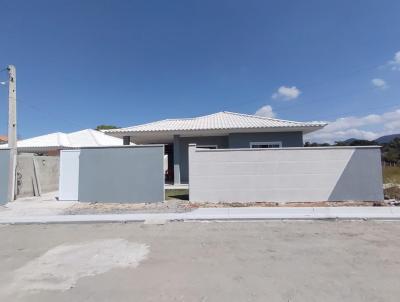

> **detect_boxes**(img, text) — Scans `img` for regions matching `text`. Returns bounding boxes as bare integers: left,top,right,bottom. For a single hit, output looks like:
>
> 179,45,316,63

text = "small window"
123,136,131,145
250,141,282,148
197,145,218,149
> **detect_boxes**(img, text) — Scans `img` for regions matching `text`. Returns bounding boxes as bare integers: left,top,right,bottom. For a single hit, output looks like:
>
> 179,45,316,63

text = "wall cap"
193,145,382,152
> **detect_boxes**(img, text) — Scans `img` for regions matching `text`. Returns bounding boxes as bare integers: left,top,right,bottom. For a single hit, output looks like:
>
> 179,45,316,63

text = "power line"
311,103,400,122
224,61,384,112
17,97,88,130
266,90,366,116
0,68,9,86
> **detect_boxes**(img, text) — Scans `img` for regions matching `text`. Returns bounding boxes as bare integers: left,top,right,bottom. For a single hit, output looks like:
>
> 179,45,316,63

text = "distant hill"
376,134,400,144
343,138,357,144
342,134,400,144
306,134,400,164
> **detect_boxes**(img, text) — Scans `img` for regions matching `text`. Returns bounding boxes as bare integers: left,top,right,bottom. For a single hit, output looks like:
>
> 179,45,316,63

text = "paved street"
1,221,400,301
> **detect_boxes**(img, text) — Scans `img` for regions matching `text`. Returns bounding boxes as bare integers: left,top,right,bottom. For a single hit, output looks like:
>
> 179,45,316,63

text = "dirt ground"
63,198,399,215
1,221,400,301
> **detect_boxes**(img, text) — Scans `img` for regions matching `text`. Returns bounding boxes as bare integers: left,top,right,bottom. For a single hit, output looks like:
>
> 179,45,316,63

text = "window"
123,136,131,145
250,141,282,148
197,145,218,149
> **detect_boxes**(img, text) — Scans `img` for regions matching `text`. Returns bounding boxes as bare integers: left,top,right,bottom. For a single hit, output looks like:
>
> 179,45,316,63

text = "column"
173,135,181,185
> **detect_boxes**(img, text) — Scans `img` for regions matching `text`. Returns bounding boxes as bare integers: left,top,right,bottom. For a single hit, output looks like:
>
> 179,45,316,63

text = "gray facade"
228,132,303,148
174,131,302,183
0,150,10,205
177,136,229,183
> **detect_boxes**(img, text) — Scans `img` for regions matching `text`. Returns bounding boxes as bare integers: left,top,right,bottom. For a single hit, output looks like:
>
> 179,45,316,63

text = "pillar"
173,135,181,185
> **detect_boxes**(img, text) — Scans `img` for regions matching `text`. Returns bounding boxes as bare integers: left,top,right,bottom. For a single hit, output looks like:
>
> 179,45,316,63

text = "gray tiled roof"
106,111,327,133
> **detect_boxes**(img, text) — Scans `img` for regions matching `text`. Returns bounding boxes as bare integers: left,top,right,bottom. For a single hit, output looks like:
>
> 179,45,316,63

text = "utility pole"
7,65,16,202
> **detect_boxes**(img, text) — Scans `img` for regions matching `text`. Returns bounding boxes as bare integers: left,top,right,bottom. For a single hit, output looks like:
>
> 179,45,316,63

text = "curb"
1,207,400,224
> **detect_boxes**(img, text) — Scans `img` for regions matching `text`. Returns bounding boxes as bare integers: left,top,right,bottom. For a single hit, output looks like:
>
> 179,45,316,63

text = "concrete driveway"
0,221,399,302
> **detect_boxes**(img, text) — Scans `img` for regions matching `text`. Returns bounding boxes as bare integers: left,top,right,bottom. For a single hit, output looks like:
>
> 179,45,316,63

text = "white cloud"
272,86,301,100
388,51,400,70
371,78,388,89
305,109,400,143
255,105,276,118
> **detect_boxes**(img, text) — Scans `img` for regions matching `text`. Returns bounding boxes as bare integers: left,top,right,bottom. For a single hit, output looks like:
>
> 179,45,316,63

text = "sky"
0,0,399,143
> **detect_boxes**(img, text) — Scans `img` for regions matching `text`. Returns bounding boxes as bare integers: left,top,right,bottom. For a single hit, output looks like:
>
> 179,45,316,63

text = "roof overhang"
107,125,326,144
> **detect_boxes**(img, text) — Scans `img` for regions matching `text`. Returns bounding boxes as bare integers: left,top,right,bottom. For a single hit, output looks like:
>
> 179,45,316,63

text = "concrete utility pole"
7,65,17,202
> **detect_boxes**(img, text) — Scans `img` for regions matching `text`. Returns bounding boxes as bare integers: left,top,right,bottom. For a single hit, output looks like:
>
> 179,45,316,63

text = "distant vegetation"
95,125,120,131
305,138,400,166
383,166,400,185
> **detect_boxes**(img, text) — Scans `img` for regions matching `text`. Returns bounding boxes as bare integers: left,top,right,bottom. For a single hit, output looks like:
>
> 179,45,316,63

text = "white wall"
189,145,384,203
59,150,80,201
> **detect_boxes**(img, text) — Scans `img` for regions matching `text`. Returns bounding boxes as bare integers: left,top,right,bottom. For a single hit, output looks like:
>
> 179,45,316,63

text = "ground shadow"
328,149,383,201
165,189,189,201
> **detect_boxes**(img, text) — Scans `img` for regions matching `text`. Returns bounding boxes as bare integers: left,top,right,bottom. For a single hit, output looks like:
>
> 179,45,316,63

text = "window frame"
196,145,218,149
249,141,282,149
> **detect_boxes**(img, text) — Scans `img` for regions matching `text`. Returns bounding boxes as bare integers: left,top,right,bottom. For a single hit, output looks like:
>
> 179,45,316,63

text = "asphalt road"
0,220,400,302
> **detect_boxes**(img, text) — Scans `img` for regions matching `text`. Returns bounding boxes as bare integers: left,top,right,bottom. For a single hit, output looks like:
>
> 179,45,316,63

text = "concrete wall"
16,154,59,197
0,149,10,205
33,156,59,193
178,136,229,183
176,132,303,183
59,146,165,203
228,132,303,148
189,145,384,203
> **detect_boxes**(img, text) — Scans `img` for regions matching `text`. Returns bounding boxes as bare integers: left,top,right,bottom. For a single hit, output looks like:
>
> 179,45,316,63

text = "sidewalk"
1,205,400,224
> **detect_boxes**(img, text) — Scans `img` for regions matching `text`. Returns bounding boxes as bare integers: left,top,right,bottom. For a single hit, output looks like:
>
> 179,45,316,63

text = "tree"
381,138,400,164
95,125,120,131
334,140,377,146
304,141,331,147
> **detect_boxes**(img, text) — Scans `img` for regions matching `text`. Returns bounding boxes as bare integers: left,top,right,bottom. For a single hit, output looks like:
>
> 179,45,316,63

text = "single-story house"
0,129,128,155
105,111,327,184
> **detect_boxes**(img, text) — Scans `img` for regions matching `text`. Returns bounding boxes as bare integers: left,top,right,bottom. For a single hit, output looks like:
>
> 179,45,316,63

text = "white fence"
189,144,384,203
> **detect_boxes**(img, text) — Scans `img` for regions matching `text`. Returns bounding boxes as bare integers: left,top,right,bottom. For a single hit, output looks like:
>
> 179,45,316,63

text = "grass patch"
383,166,400,184
165,189,189,201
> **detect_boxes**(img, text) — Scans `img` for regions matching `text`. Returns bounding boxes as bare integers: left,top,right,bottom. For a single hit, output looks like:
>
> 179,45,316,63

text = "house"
105,111,327,184
0,135,7,145
0,129,127,155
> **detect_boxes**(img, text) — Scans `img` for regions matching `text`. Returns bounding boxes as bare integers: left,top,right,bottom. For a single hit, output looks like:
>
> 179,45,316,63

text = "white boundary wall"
189,145,384,203
59,150,80,201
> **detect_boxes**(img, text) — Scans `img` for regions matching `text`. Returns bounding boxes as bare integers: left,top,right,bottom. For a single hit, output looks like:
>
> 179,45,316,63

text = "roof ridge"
57,132,70,147
222,111,323,125
161,112,223,121
113,112,225,131
113,118,171,131
87,129,101,145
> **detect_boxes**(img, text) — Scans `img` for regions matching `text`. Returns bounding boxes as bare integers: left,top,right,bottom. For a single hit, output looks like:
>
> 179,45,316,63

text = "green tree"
382,138,400,164
95,125,120,131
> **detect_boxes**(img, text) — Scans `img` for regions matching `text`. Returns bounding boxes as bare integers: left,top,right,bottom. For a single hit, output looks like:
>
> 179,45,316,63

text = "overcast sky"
0,0,399,143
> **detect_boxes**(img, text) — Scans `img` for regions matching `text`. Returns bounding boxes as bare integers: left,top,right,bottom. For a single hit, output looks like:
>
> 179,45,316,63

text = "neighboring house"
0,135,7,145
105,111,327,184
0,129,127,155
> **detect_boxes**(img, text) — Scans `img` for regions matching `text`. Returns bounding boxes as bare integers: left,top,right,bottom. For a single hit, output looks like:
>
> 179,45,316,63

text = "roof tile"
106,111,327,133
